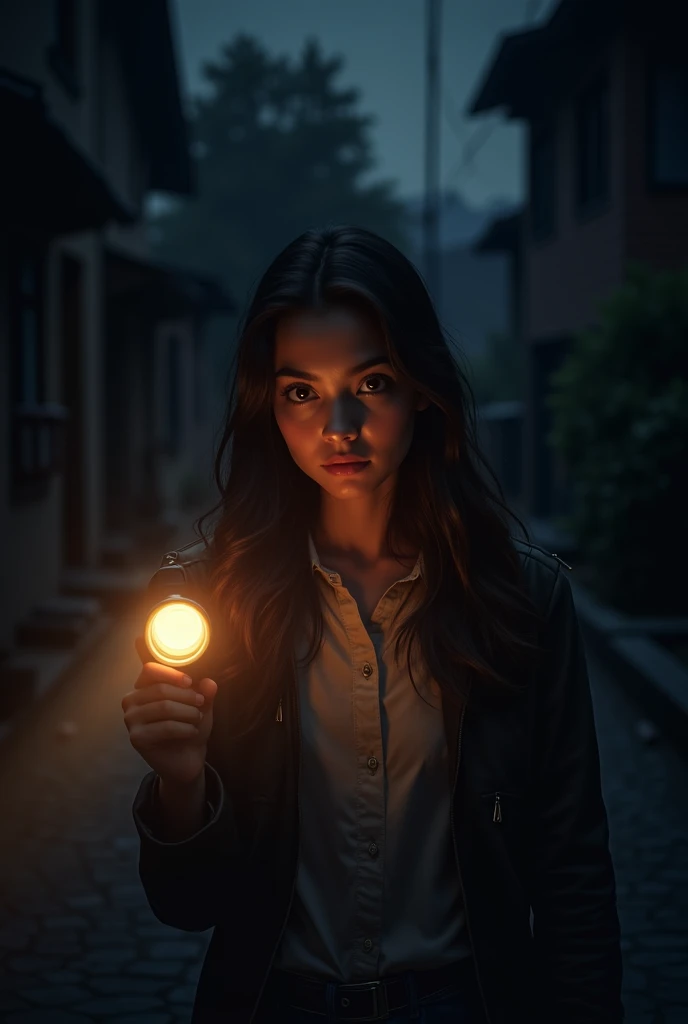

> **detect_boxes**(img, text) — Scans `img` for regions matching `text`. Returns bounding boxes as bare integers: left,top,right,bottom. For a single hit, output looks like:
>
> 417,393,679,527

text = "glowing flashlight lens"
145,600,210,668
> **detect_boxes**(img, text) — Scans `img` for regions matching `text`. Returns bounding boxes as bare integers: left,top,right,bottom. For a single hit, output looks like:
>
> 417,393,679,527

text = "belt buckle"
338,979,389,1021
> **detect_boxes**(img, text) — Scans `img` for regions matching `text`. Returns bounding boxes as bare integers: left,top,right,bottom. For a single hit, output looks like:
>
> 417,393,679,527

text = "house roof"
109,0,193,195
473,211,522,255
105,248,235,316
0,68,136,235
466,0,623,119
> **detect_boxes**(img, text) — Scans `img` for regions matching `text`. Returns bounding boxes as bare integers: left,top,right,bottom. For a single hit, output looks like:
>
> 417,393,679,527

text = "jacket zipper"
275,698,283,722
551,552,572,571
493,791,502,823
450,701,493,1024
250,667,301,1022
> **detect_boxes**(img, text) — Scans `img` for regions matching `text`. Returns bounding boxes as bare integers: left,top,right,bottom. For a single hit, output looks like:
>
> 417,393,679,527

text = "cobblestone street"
0,603,686,1023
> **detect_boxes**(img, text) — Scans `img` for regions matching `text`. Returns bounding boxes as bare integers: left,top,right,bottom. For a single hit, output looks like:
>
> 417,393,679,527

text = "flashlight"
144,594,212,669
141,553,217,678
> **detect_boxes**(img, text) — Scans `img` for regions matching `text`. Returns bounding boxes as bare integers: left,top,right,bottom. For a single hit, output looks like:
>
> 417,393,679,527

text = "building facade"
0,1,232,676
467,0,688,520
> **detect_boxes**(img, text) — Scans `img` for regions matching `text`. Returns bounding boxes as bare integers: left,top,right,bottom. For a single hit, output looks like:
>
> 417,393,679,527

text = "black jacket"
132,537,624,1024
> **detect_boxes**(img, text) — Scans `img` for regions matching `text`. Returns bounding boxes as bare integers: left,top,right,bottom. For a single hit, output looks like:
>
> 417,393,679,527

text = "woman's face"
272,304,429,498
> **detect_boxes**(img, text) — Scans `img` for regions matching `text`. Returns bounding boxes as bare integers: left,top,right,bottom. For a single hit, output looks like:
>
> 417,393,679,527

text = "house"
0,1,233,703
466,0,688,521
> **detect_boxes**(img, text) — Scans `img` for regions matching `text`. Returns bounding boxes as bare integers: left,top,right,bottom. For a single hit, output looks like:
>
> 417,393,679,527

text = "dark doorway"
531,336,573,519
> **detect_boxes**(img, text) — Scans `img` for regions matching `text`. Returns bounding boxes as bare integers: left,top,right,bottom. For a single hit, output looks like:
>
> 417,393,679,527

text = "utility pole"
424,0,442,309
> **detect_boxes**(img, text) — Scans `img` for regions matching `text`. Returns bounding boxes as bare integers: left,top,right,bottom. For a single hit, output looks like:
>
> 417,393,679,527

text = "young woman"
123,225,624,1024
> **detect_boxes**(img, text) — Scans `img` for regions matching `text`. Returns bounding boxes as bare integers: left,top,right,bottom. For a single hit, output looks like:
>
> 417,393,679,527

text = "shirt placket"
330,582,385,978
311,538,422,981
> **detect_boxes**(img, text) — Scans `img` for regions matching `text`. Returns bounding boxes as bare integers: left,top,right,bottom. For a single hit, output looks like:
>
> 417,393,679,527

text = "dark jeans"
269,971,482,1023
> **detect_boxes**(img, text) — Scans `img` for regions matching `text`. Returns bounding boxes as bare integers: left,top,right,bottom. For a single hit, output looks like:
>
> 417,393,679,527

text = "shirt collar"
308,532,424,582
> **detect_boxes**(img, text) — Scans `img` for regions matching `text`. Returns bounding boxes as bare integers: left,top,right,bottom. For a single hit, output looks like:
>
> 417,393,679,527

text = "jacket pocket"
478,791,532,913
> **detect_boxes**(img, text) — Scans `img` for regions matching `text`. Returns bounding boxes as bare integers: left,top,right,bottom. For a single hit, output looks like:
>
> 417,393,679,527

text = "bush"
547,263,688,614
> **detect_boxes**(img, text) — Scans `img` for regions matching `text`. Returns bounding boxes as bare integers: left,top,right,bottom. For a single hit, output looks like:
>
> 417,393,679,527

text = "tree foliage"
547,263,688,613
149,34,411,309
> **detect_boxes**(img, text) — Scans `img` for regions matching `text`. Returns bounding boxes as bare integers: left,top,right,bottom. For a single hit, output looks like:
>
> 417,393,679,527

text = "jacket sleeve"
132,758,242,932
530,565,624,1022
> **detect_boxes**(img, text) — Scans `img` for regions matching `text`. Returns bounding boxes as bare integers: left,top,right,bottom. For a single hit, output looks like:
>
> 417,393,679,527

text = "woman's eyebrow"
274,356,391,381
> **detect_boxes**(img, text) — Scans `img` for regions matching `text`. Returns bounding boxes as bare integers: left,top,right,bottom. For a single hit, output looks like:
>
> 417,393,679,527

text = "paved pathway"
0,604,686,1023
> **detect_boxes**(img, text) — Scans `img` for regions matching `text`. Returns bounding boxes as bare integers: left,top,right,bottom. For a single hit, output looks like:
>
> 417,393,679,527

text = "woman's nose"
322,395,363,440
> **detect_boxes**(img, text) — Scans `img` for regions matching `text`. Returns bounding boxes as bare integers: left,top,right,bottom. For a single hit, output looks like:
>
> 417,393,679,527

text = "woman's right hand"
121,635,218,787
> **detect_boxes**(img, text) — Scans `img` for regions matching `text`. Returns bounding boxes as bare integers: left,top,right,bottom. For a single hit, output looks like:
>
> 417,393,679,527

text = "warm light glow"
144,597,211,668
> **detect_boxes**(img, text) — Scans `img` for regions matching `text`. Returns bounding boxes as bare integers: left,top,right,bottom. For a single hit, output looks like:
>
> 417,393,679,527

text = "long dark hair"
195,224,544,737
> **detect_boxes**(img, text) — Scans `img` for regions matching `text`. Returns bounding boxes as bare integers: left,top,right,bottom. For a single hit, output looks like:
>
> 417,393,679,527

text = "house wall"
520,36,627,519
0,1,170,658
0,4,98,648
622,28,688,270
0,0,100,164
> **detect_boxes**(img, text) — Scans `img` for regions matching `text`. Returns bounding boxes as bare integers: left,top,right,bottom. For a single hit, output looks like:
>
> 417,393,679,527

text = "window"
575,74,610,213
649,62,688,187
9,242,51,495
9,243,70,503
47,0,80,97
530,120,557,241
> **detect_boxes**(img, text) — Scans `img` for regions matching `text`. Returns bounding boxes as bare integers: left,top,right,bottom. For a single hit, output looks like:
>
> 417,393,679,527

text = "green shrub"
547,263,688,614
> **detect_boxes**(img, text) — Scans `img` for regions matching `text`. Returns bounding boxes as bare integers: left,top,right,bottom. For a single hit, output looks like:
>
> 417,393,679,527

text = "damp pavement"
0,604,686,1024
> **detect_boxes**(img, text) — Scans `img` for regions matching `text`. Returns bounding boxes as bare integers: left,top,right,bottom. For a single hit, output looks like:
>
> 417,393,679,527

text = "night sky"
170,0,558,210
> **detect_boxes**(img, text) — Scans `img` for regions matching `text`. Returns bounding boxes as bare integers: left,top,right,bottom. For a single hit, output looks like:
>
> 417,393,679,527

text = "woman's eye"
361,374,389,393
281,375,392,404
282,384,313,403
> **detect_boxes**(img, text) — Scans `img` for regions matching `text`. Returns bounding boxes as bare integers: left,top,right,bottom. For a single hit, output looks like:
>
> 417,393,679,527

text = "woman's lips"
321,461,371,476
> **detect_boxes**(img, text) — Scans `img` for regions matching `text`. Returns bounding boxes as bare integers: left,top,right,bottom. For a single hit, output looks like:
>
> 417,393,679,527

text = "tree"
150,34,411,313
547,263,688,614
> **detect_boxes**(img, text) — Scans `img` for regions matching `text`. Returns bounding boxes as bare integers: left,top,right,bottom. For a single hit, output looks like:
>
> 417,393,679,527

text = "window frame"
10,240,46,412
646,55,688,194
9,239,67,502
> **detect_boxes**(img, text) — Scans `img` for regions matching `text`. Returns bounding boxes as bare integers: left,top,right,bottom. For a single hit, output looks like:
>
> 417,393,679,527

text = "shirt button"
367,756,378,773
363,938,373,952
328,573,338,584
362,663,373,678
368,841,379,858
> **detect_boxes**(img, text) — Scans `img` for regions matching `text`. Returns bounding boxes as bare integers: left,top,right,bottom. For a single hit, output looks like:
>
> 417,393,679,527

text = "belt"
268,956,476,1020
